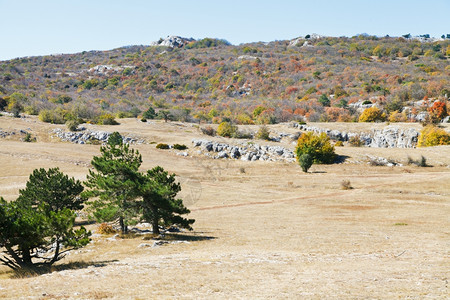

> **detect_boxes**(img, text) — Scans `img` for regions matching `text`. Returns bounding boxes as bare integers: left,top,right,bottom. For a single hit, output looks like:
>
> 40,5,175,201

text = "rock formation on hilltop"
149,36,195,48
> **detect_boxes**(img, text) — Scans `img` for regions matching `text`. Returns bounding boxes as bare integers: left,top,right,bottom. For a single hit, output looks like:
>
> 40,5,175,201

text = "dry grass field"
0,115,449,299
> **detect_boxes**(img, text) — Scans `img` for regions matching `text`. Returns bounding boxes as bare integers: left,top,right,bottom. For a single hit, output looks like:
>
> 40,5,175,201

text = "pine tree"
0,168,90,271
84,132,142,233
141,166,194,234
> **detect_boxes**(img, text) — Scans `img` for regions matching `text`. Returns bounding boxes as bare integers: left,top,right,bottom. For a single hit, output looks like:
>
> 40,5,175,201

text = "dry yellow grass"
0,115,449,299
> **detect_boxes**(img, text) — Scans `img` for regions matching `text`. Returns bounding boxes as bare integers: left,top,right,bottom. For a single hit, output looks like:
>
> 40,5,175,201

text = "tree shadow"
164,233,217,242
141,232,217,242
8,260,118,278
334,154,350,164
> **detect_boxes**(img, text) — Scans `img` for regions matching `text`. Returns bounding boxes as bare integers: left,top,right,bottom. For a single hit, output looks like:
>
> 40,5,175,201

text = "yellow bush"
418,125,450,147
388,111,407,122
359,107,386,122
296,132,335,164
217,121,237,137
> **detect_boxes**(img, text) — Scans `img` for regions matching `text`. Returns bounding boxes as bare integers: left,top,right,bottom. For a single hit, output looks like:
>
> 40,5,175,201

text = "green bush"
255,125,270,140
142,107,157,119
295,132,335,164
298,154,313,173
217,121,238,138
38,108,67,124
173,144,188,150
97,113,119,125
66,119,81,131
156,143,170,149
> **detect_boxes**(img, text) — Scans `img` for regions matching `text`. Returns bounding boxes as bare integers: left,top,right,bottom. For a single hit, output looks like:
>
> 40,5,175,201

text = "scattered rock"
52,128,145,145
191,139,295,162
291,123,419,148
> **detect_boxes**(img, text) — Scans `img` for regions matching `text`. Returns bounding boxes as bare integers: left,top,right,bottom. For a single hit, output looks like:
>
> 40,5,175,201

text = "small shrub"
38,108,67,124
217,121,238,138
66,119,80,131
298,153,313,173
141,118,147,122
201,126,216,136
334,140,344,147
98,113,119,125
407,155,429,167
173,144,188,150
394,222,408,226
418,125,450,147
234,130,253,139
340,180,353,190
97,223,117,234
156,143,170,149
348,135,363,147
23,133,36,142
239,167,246,174
255,125,270,140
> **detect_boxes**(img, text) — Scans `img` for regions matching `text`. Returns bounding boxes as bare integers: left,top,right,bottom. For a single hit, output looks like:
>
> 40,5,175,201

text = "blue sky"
0,0,449,61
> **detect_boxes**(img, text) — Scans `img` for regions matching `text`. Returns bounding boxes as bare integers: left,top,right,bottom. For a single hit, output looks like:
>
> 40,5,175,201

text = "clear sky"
0,0,449,61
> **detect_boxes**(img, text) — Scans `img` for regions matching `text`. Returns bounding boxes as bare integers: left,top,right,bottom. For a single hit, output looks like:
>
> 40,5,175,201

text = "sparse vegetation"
255,125,270,140
340,180,353,190
173,144,188,150
156,143,170,149
201,126,216,136
407,155,429,167
217,121,238,138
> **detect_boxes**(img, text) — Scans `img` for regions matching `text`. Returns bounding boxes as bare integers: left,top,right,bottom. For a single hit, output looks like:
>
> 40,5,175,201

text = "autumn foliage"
358,107,386,122
417,125,450,147
295,132,336,164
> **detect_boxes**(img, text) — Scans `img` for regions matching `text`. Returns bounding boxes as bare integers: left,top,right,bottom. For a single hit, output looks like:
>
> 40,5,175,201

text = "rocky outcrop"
87,65,135,76
291,123,419,148
149,36,195,48
52,128,145,145
192,139,295,162
369,127,418,148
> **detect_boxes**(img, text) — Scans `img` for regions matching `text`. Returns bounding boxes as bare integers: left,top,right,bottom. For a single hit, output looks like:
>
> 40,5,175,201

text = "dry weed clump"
340,180,353,190
406,155,429,167
97,223,117,235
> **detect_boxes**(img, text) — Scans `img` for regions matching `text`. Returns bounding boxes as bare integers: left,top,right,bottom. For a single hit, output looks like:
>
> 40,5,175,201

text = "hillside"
0,35,449,125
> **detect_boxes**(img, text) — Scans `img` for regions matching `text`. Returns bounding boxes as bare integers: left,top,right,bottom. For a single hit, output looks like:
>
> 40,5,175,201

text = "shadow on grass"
164,233,216,242
334,154,350,164
3,260,118,279
141,232,217,242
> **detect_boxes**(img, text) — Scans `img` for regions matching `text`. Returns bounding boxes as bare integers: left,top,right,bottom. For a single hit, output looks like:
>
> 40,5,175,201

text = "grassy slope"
0,116,448,298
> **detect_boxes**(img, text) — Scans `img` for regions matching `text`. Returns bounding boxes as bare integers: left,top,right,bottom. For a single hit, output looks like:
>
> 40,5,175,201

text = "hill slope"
0,35,449,124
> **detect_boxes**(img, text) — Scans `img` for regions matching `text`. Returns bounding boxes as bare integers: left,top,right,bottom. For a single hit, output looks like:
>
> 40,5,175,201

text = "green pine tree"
0,168,90,271
84,132,142,233
140,166,194,234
